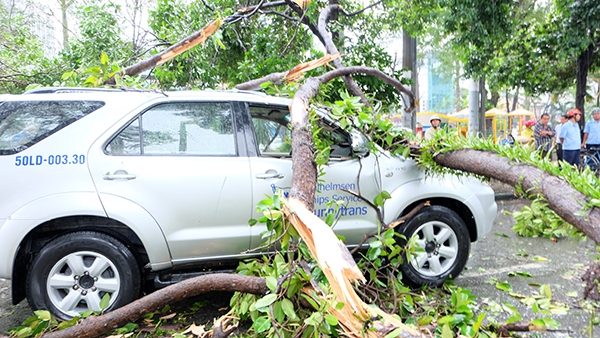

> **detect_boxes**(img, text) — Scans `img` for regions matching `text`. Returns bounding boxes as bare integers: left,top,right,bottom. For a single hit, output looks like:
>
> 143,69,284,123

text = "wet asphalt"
456,198,597,337
1,198,597,337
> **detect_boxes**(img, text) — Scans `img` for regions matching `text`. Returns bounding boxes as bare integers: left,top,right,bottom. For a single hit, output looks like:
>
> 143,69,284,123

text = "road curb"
494,192,521,201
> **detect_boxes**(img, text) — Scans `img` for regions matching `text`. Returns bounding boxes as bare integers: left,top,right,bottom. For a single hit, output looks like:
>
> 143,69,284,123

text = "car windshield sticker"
271,182,368,217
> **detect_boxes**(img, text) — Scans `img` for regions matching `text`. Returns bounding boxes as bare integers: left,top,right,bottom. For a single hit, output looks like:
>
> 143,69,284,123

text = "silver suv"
0,88,497,320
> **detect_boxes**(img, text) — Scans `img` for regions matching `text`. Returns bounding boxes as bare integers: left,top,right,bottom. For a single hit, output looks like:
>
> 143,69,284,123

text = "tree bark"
318,4,372,107
490,90,499,107
434,149,600,243
454,62,462,111
575,41,594,128
34,274,267,338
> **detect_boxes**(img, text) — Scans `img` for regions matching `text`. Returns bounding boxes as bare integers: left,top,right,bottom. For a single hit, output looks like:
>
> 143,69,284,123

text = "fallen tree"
434,149,600,243
5,2,599,338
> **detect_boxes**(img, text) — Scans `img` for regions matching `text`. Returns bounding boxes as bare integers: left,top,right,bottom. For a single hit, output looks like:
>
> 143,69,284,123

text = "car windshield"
0,100,104,155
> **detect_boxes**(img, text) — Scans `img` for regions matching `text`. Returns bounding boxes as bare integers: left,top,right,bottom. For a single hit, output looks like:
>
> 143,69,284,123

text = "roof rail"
24,87,126,94
23,87,160,94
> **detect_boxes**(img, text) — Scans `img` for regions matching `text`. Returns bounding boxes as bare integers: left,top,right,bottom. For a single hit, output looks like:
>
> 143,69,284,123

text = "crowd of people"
423,107,600,169
533,107,600,166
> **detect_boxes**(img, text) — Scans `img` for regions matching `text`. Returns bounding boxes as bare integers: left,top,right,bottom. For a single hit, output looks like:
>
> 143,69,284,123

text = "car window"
249,105,352,158
0,100,104,155
106,102,236,156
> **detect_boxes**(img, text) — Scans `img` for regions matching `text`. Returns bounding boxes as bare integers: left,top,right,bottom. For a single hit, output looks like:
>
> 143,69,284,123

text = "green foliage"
439,0,514,81
148,0,313,90
487,278,566,327
27,52,155,91
240,192,515,337
0,1,62,93
61,0,131,70
10,310,57,338
512,199,584,240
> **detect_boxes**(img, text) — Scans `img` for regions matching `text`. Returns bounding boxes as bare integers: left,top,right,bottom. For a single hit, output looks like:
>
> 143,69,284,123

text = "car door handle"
103,170,137,180
255,172,285,179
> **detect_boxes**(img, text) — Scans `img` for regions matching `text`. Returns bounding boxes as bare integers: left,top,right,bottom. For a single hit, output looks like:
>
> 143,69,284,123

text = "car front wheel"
26,231,141,320
398,205,470,287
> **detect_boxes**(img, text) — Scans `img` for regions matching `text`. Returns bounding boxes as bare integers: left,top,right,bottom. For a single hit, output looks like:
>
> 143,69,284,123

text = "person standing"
554,114,568,162
582,107,600,150
533,113,554,159
425,115,442,140
559,108,582,166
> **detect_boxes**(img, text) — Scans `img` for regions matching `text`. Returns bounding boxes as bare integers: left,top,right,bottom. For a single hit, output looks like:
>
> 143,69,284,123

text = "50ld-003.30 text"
15,154,86,167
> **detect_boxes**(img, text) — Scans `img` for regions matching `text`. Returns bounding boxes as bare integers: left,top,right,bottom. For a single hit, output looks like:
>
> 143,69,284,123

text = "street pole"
402,34,417,133
479,78,486,136
468,79,479,136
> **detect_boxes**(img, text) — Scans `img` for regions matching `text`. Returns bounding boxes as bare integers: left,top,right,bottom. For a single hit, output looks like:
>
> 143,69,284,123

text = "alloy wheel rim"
409,221,459,277
46,251,121,317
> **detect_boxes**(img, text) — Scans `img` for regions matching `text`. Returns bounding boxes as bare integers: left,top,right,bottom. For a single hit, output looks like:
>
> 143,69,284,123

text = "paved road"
1,198,597,336
457,199,597,337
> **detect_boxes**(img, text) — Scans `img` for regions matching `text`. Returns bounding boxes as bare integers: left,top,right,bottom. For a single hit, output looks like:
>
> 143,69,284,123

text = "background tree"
0,0,60,93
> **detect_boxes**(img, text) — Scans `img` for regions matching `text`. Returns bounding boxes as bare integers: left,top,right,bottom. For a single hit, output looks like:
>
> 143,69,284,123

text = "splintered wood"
157,19,222,66
284,197,423,337
285,54,340,83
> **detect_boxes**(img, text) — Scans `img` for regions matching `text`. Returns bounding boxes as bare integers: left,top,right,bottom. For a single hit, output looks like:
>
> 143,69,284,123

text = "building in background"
419,56,455,114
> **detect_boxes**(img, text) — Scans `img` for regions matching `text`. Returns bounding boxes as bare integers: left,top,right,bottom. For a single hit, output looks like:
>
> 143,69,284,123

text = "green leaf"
266,276,278,292
281,299,297,320
417,316,433,326
325,212,336,226
13,327,32,338
437,315,455,324
441,323,453,338
100,292,111,310
325,313,339,326
272,300,284,323
263,209,282,220
384,328,404,338
473,313,485,333
254,294,277,311
100,52,109,65
540,284,552,298
495,282,512,292
252,316,271,333
34,310,52,322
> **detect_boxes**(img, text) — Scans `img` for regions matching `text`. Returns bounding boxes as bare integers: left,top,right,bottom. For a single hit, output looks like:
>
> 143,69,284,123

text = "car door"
246,104,384,250
88,101,253,263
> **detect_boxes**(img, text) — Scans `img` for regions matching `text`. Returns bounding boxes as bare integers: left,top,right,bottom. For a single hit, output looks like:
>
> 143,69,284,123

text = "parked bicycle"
580,147,600,175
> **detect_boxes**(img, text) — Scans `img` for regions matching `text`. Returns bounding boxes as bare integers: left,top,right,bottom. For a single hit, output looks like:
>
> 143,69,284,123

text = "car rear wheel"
26,231,141,320
398,205,470,287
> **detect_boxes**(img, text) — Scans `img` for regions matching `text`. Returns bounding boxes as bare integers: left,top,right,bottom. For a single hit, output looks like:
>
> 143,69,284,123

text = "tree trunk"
27,274,267,338
59,0,74,50
453,61,461,112
434,149,600,243
490,90,499,107
576,42,594,128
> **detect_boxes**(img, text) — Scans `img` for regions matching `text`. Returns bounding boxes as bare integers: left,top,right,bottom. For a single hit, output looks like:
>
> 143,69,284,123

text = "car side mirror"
351,133,369,157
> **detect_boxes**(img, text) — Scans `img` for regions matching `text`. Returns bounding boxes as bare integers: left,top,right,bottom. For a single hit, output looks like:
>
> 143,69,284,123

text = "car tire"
26,231,141,320
398,205,470,287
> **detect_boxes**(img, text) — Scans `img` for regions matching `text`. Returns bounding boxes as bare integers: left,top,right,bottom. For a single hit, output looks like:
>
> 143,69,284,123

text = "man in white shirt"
425,115,442,140
554,114,567,162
